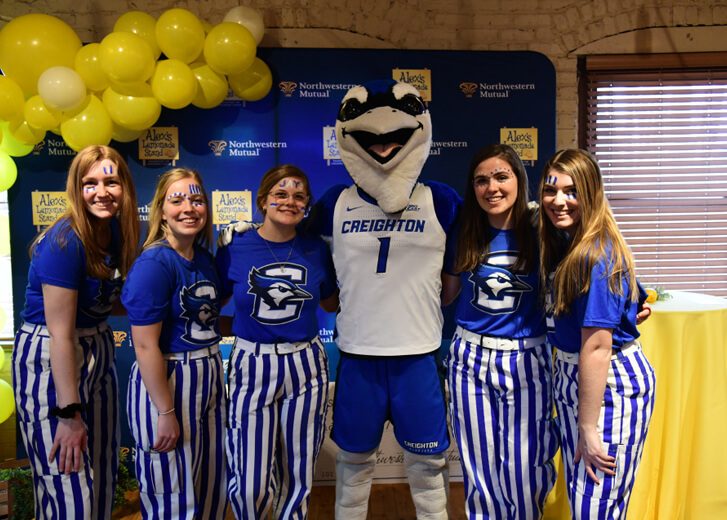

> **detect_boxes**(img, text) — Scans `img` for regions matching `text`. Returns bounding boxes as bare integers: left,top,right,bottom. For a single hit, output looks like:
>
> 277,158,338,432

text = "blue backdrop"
8,48,555,450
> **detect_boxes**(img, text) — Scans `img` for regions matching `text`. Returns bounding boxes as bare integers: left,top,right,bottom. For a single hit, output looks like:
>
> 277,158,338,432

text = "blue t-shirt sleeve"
443,217,462,275
307,184,347,237
34,227,85,290
121,256,174,326
428,181,462,235
317,241,337,299
214,244,233,301
579,258,627,329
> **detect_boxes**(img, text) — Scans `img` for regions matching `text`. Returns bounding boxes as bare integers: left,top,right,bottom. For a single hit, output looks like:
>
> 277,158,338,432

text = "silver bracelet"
158,407,175,416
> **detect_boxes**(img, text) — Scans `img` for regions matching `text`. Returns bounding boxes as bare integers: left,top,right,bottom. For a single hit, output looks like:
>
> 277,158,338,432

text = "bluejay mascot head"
335,79,432,213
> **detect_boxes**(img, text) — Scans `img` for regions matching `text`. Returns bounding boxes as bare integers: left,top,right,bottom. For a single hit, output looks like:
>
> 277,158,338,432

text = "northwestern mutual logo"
209,140,228,156
279,81,298,97
279,80,357,99
208,138,288,157
459,80,536,99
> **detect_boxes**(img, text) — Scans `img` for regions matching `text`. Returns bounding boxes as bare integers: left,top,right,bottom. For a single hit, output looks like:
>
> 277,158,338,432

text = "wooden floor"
114,483,466,519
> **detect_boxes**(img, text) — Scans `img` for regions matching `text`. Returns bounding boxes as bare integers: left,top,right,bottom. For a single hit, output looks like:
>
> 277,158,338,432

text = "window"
581,53,727,297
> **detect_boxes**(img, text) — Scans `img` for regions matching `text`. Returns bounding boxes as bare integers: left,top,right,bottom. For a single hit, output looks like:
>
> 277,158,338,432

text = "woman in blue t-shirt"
539,149,656,519
12,145,140,520
121,168,226,519
442,144,557,519
216,164,338,519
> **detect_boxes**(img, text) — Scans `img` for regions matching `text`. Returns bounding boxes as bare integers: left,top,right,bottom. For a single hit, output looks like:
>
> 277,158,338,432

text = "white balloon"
222,6,265,44
37,66,87,112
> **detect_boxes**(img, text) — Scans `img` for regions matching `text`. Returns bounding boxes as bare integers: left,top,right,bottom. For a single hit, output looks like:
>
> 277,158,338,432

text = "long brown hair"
454,144,534,273
143,168,213,251
30,145,139,278
538,149,639,315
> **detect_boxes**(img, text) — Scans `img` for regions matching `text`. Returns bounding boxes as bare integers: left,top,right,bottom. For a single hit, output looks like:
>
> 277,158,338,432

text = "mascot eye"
338,99,365,121
397,94,426,116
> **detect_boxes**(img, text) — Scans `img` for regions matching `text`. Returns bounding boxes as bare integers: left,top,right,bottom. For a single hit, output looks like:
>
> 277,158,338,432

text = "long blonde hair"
30,145,139,278
538,149,638,314
143,168,213,250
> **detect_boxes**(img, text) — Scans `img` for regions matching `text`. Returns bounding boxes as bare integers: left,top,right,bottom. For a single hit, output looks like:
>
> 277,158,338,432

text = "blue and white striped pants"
127,350,227,520
448,332,558,520
554,342,656,519
226,339,329,519
12,322,119,520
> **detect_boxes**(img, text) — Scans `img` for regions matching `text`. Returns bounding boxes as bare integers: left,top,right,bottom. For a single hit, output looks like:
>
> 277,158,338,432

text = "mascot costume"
219,79,460,519
312,80,460,520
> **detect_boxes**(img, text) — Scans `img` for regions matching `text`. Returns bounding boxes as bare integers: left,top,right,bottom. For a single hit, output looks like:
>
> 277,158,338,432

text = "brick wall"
2,0,726,148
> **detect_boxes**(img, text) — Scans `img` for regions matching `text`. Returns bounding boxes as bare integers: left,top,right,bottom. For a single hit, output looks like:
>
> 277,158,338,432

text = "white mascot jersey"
331,183,446,356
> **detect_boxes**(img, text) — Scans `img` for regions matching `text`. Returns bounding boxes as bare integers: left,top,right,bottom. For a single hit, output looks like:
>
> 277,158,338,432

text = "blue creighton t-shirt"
215,229,336,344
546,249,640,354
21,218,122,328
121,243,221,354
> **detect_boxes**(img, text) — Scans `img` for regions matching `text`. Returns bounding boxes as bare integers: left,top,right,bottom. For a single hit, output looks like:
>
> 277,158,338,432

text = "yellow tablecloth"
543,291,727,519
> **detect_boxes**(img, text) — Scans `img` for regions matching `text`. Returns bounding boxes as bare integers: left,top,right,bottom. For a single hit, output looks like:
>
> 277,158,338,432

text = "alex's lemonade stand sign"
139,127,180,163
212,190,253,227
500,127,538,161
31,191,68,227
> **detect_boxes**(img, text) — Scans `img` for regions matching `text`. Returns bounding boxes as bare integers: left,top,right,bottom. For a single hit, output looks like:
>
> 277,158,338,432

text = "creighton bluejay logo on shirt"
248,264,312,324
469,251,533,315
82,269,123,320
180,280,219,345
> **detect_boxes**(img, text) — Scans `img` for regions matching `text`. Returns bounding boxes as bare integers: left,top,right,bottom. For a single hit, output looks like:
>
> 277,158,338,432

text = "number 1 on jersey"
376,237,391,273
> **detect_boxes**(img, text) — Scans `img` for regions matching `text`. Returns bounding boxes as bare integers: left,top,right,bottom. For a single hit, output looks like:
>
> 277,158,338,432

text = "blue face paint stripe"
546,175,558,186
189,184,202,195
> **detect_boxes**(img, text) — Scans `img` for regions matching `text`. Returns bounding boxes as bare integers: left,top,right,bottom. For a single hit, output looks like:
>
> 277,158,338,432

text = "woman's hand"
153,413,180,453
575,424,616,484
49,415,87,473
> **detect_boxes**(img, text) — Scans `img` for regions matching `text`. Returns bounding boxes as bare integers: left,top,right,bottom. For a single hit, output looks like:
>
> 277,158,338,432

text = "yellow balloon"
151,59,197,110
0,14,82,97
99,31,156,84
0,345,5,371
75,43,110,92
223,6,265,45
114,11,161,59
102,87,161,131
0,76,25,122
203,22,257,76
107,80,154,97
228,58,273,102
37,66,87,112
191,62,229,109
155,8,205,64
0,122,34,157
60,95,113,152
25,95,62,131
9,119,45,145
0,150,19,192
112,124,143,143
0,379,14,423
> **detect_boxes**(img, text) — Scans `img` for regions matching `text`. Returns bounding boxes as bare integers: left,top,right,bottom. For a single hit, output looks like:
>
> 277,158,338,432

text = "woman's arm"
43,284,87,474
441,272,462,307
319,290,340,313
576,326,617,484
130,323,179,452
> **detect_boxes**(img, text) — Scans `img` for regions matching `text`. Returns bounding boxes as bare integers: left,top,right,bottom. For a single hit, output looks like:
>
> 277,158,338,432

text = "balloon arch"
0,6,272,192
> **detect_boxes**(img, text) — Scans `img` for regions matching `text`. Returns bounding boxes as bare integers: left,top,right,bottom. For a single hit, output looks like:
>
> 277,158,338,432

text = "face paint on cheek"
566,192,577,200
269,202,280,207
84,186,96,193
189,184,202,195
546,175,558,186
